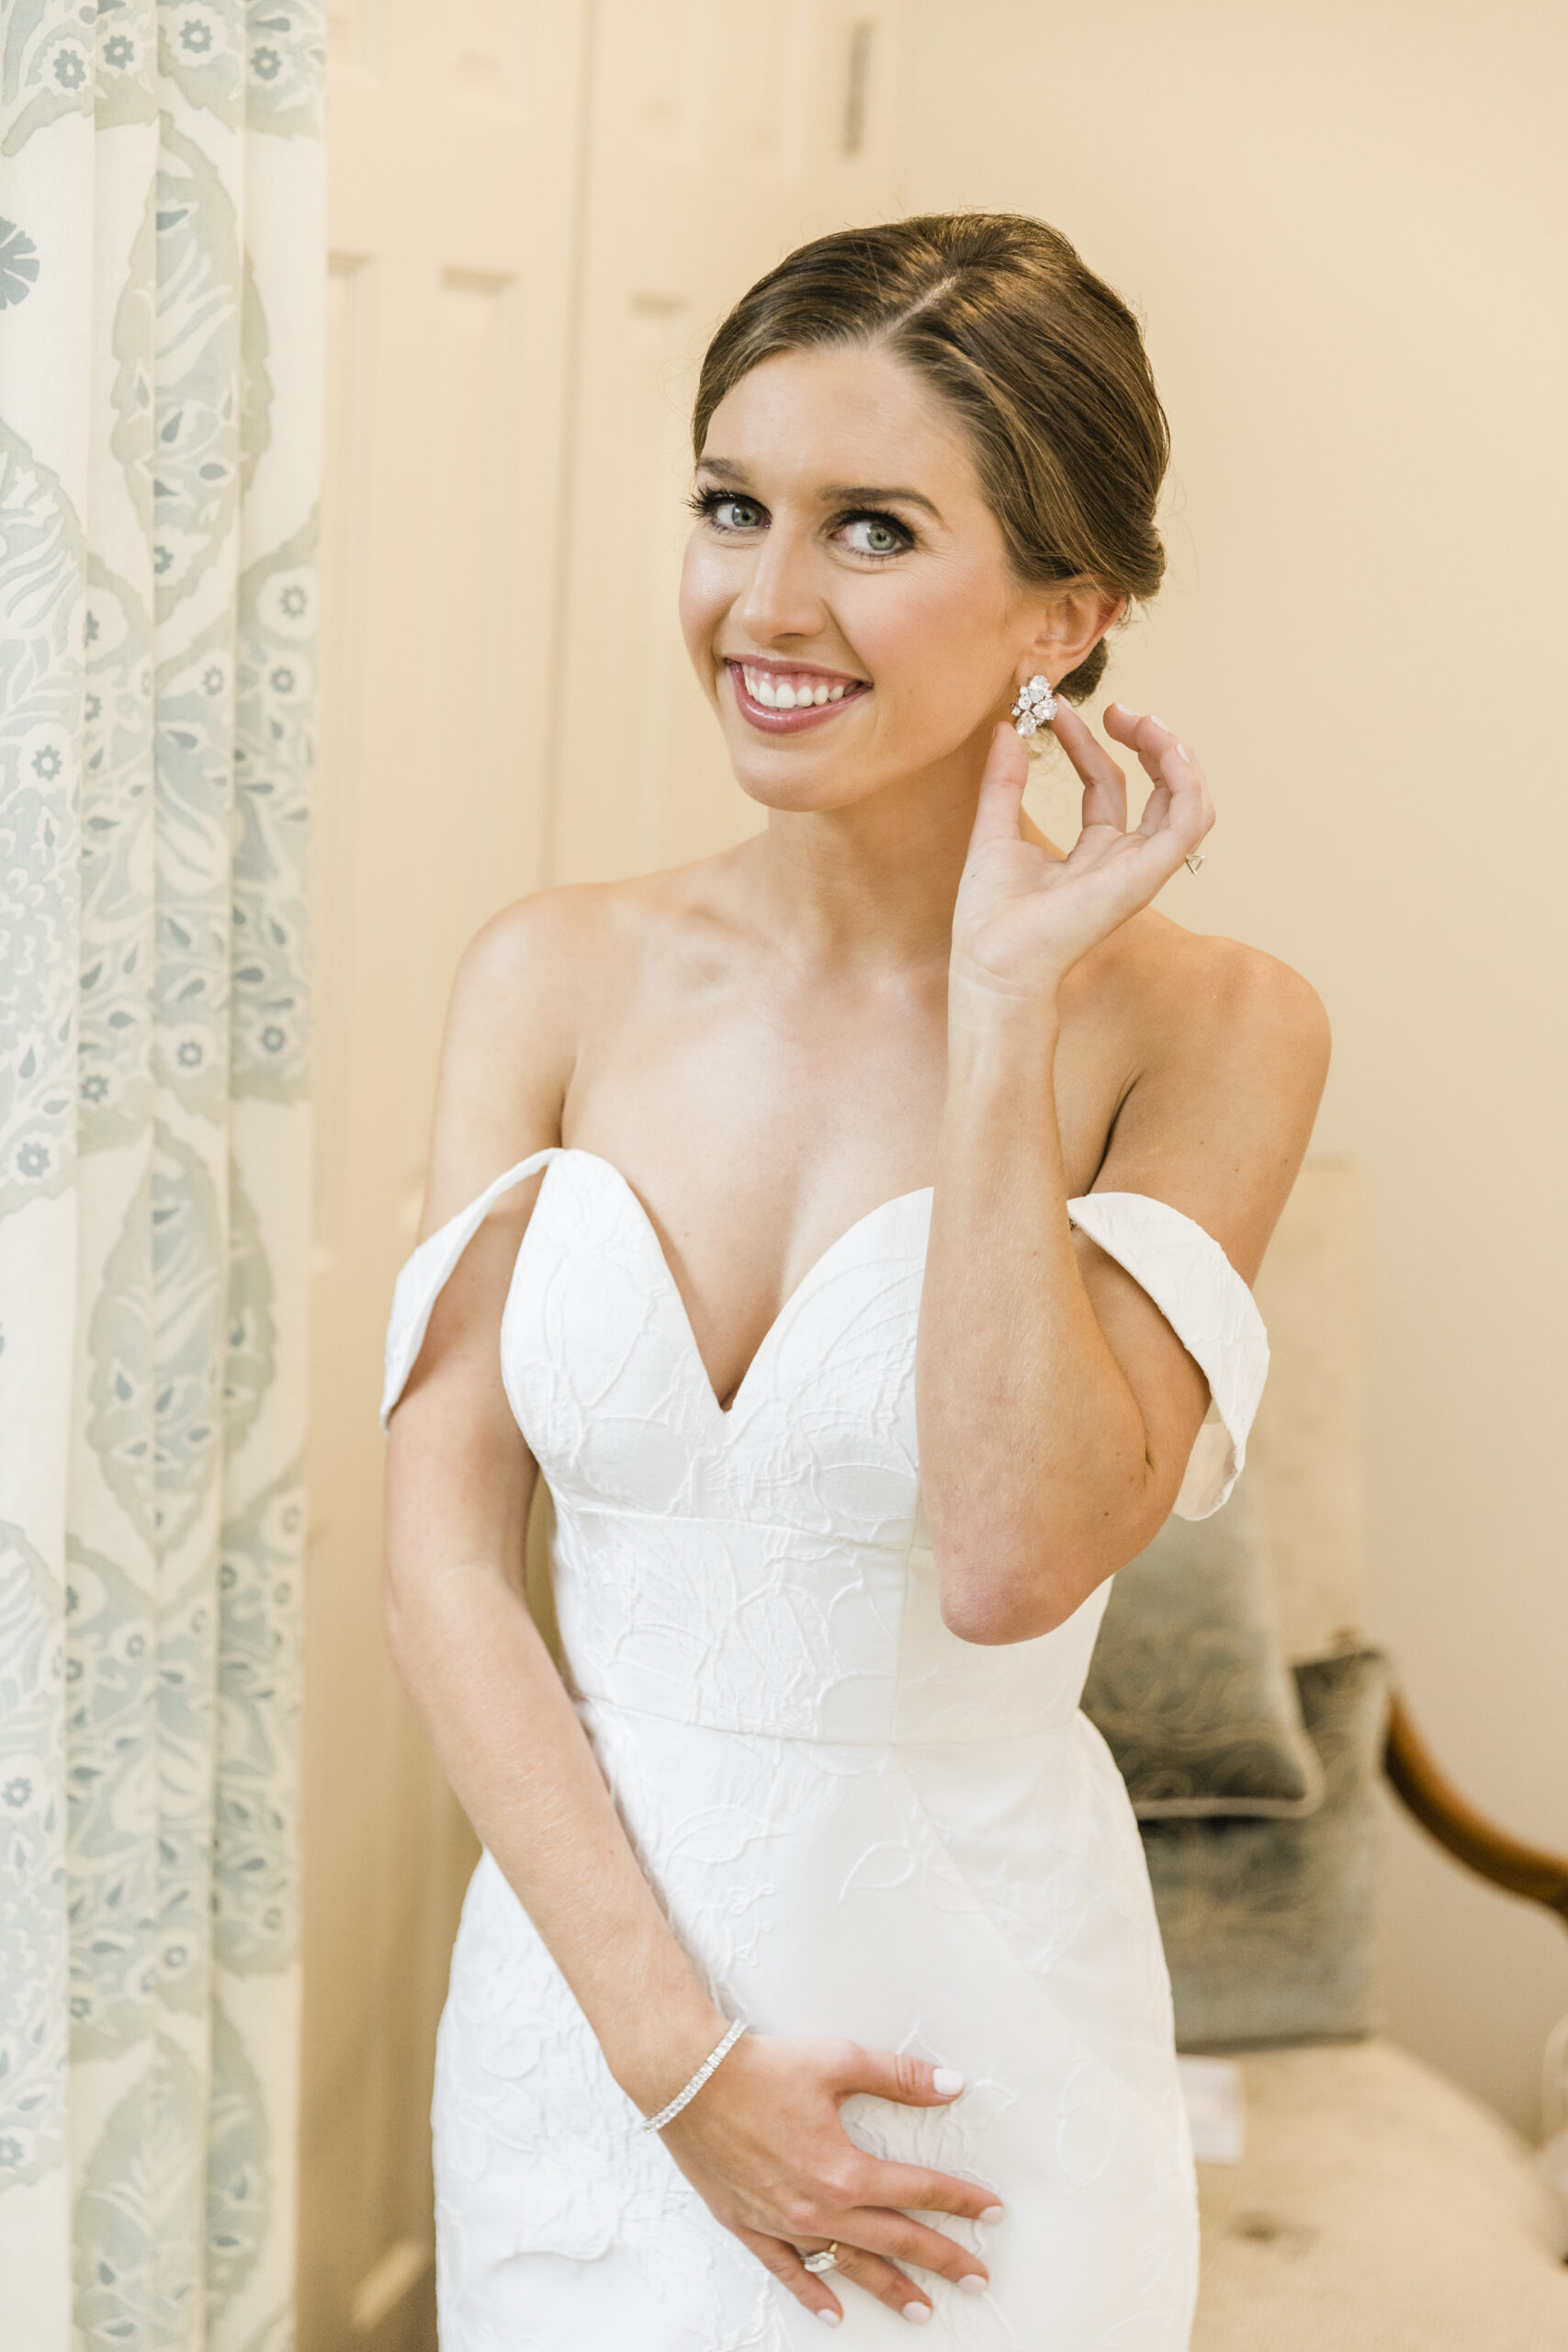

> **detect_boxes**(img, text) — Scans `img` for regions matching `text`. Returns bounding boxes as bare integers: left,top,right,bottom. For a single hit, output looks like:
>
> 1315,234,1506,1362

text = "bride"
381,212,1326,2346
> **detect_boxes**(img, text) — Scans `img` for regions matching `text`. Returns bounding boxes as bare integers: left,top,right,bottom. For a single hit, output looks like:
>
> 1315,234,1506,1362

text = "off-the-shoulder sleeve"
1066,1189,1269,1519
380,1148,562,1429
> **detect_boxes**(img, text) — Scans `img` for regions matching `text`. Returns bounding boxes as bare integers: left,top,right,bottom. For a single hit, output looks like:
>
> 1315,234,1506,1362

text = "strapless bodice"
383,1148,1267,1747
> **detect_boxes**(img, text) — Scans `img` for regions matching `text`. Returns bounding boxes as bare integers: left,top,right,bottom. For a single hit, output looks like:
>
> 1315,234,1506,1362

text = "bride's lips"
724,659,870,734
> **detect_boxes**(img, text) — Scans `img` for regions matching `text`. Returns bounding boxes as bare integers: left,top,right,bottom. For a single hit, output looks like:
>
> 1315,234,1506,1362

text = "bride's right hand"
659,2032,1000,2326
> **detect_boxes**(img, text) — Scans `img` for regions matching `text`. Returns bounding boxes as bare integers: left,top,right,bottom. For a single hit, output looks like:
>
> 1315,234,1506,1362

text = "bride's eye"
836,512,912,560
688,489,767,533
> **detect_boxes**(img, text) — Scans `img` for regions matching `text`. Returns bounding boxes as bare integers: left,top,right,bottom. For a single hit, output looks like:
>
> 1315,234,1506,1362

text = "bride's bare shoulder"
466,860,732,1005
1097,909,1327,1058
423,868,722,1222
441,864,729,1106
1074,910,1330,1281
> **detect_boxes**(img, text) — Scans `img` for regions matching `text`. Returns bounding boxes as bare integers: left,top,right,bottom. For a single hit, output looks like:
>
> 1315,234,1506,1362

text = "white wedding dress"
381,1148,1269,2351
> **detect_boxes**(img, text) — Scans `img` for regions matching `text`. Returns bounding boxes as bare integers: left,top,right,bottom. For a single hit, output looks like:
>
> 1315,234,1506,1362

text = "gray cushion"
1082,1491,1325,1817
1146,1647,1390,2052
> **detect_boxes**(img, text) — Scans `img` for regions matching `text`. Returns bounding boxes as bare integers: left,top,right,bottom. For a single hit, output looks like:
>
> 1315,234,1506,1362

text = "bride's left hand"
949,701,1213,1009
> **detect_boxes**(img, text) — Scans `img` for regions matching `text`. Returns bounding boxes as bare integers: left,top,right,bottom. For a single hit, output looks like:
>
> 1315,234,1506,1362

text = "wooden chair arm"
1383,1689,1568,1930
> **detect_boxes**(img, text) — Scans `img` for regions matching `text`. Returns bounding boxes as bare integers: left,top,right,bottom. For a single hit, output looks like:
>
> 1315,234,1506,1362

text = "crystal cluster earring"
1010,674,1057,737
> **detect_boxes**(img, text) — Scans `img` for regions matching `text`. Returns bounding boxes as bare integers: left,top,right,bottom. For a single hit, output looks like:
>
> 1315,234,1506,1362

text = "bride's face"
680,344,1069,814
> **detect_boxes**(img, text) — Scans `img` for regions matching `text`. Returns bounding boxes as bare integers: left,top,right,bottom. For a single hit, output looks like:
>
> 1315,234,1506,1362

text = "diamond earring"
1010,674,1057,737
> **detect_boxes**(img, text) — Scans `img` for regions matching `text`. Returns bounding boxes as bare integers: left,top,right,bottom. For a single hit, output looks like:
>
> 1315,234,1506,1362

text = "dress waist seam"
573,1690,1089,1748
549,1496,922,1549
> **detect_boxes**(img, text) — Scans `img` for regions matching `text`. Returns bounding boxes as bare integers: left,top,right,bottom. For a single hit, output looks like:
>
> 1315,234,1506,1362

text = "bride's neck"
738,756,993,970
736,747,1049,972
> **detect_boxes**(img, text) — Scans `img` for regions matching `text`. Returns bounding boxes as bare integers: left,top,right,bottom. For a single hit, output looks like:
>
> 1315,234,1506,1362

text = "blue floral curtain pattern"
0,6,322,2346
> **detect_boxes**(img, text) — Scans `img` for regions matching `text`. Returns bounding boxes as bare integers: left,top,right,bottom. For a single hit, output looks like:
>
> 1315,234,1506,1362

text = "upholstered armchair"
1084,1160,1568,2351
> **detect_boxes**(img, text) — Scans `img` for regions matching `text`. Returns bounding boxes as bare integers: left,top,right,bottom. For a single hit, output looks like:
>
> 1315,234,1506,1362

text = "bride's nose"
735,523,827,646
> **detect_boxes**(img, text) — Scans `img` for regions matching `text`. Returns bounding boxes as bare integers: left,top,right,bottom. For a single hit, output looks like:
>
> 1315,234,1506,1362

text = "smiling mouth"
724,660,869,732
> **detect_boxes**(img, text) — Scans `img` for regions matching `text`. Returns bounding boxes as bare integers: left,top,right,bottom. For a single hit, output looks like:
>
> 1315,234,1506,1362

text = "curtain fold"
0,6,323,2344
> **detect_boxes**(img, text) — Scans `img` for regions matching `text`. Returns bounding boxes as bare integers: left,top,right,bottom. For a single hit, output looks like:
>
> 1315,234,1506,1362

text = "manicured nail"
1175,743,1191,763
901,2305,932,2326
958,2274,988,2296
1151,713,1172,729
1107,700,1130,714
977,2204,1005,2223
815,2311,841,2328
932,2067,964,2096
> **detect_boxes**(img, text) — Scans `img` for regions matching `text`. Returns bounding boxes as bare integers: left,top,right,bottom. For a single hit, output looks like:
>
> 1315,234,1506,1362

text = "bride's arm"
919,704,1328,1645
384,899,998,2328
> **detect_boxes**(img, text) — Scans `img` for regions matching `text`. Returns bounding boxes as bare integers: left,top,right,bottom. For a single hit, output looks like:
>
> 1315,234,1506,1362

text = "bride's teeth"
738,663,858,712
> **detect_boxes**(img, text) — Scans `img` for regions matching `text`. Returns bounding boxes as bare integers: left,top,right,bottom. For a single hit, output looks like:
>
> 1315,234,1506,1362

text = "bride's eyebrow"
694,458,942,525
819,481,942,521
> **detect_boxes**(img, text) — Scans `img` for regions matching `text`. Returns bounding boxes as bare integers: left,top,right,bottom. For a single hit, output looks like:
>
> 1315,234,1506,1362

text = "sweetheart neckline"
535,1148,935,1421
389,1147,1265,1515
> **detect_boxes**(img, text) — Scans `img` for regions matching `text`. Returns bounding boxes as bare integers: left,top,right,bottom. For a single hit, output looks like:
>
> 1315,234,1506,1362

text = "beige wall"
305,25,1566,2345
897,0,1568,2131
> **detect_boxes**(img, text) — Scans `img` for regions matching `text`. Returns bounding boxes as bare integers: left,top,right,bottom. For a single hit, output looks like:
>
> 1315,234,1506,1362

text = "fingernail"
1151,713,1171,729
1107,700,1129,714
816,2311,841,2328
1175,743,1191,763
958,2274,988,2297
932,2067,964,2096
977,2203,1005,2223
901,2305,932,2326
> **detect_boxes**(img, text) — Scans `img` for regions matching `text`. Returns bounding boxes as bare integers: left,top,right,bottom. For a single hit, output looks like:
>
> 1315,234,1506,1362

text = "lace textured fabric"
382,1149,1269,2349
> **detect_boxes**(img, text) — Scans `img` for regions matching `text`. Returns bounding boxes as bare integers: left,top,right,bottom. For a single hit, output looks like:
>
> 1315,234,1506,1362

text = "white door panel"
307,6,590,2345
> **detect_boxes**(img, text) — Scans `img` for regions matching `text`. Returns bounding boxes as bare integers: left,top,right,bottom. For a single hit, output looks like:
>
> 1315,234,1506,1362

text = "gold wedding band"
802,2242,840,2275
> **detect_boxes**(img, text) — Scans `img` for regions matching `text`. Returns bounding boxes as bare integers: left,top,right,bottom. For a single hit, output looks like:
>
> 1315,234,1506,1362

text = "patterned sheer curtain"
0,6,322,2345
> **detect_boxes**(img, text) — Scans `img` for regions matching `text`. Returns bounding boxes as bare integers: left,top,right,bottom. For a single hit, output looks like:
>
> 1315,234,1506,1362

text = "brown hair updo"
693,213,1168,704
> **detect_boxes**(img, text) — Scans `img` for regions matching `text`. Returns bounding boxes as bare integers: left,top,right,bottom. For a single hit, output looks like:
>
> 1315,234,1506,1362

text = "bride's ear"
1024,585,1125,684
